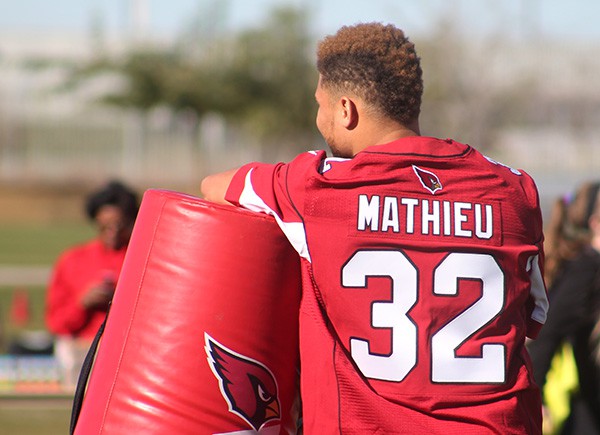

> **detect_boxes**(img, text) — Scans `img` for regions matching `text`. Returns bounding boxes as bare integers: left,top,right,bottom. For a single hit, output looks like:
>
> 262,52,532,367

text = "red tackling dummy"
73,189,301,435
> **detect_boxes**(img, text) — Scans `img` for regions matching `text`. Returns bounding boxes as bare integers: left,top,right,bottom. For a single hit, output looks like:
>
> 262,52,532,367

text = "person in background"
45,180,139,390
528,181,600,434
201,22,548,434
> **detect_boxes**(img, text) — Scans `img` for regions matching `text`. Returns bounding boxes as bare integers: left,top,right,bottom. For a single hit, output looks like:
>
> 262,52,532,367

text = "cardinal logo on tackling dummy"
205,333,281,432
413,165,443,194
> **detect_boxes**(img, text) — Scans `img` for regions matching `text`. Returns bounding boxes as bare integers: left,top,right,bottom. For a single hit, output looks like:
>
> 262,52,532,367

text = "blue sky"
1,0,599,42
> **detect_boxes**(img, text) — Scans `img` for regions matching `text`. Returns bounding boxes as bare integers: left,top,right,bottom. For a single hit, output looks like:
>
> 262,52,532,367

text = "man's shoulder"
290,149,329,166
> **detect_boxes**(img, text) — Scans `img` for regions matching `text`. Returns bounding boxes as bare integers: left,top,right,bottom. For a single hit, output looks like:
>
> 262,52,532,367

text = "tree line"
55,5,540,158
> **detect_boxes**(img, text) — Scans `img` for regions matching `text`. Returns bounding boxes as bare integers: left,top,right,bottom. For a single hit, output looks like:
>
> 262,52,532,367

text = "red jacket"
46,239,127,340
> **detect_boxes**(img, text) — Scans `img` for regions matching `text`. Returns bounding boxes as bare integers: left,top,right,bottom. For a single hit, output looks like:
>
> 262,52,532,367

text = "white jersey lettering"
357,195,494,240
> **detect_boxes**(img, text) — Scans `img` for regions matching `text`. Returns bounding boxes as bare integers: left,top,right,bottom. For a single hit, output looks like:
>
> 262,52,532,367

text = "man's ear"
338,96,359,129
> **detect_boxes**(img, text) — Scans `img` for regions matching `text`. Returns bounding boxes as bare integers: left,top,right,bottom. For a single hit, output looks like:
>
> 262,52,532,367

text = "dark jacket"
529,246,600,433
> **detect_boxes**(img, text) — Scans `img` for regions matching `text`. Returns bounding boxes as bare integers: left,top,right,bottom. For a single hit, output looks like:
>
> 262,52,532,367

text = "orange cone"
10,288,30,327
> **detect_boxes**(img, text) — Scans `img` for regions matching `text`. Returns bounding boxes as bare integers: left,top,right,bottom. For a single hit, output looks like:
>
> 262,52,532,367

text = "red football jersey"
225,137,548,434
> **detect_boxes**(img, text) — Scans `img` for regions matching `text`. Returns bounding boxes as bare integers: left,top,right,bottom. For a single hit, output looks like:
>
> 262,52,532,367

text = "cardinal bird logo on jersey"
205,333,281,431
413,165,443,194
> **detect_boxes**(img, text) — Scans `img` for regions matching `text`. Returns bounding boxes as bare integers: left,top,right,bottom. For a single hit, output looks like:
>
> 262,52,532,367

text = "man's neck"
351,120,420,156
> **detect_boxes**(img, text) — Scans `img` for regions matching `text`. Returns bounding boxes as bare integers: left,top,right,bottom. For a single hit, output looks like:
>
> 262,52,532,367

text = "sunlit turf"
0,222,94,266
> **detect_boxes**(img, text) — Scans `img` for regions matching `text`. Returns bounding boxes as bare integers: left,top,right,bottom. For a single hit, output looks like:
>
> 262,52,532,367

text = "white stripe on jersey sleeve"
319,156,350,174
527,254,549,324
239,169,311,262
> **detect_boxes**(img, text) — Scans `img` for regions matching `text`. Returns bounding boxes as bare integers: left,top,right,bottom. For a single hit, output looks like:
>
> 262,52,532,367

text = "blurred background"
0,0,598,433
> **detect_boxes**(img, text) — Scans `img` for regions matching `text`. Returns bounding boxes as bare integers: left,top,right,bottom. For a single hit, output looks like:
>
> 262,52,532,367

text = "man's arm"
200,168,239,204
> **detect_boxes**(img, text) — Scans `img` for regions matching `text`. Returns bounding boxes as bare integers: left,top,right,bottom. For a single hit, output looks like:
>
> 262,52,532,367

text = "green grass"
0,223,88,433
0,222,94,266
0,222,95,350
0,405,72,435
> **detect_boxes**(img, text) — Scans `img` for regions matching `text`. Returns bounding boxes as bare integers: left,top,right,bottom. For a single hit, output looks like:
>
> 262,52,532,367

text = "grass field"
0,221,95,346
1,221,92,435
0,399,72,435
0,222,94,266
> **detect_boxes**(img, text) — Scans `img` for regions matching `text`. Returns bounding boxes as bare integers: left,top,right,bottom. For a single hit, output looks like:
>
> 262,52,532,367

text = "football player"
202,22,548,434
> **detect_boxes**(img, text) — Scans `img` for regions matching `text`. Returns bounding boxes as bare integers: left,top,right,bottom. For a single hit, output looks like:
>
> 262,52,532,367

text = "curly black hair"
85,180,139,222
316,22,423,125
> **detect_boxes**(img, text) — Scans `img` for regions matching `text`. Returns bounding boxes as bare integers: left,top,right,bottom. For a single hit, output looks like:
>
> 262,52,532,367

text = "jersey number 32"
342,250,505,384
